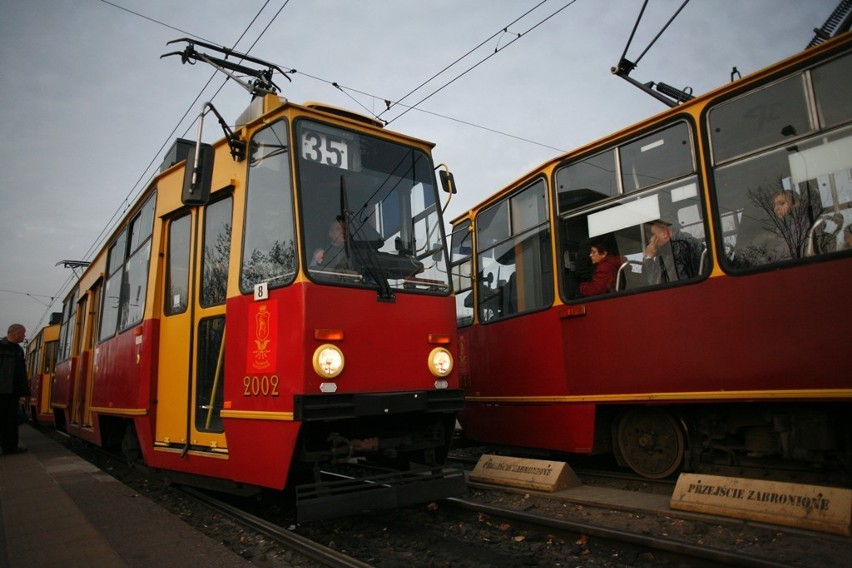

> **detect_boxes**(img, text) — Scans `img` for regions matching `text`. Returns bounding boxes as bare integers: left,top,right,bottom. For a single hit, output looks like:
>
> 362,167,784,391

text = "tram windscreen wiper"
339,175,394,300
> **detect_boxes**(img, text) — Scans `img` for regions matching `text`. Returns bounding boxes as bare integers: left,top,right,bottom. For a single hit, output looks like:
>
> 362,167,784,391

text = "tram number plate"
301,130,349,169
254,282,269,301
243,375,280,397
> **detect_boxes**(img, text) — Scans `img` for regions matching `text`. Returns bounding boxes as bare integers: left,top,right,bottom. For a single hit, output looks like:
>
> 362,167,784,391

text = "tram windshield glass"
296,119,450,294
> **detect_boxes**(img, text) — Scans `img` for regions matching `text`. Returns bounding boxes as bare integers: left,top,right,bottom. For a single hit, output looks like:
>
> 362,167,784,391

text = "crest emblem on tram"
248,302,277,371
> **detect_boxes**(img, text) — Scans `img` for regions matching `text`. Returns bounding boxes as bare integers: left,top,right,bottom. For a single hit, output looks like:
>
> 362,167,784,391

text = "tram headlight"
428,347,453,378
313,344,344,379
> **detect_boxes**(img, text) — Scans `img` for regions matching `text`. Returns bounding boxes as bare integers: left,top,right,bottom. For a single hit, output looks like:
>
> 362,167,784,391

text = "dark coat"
0,338,28,396
579,254,622,297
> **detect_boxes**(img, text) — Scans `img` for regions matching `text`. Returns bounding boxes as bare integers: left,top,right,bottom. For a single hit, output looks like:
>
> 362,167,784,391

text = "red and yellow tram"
452,32,852,479
50,42,463,519
25,318,60,425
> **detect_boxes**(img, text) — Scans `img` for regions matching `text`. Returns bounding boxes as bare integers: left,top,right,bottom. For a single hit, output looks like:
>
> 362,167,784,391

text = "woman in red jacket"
579,238,622,297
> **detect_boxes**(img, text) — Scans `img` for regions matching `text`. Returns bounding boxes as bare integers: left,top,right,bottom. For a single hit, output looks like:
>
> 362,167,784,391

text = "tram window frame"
99,192,157,341
710,50,852,273
556,119,706,301
475,178,553,323
99,229,126,341
812,51,852,128
27,335,41,378
555,148,618,215
240,119,298,294
295,117,450,295
165,214,191,316
619,122,694,193
200,195,233,307
57,289,77,363
195,315,225,433
450,219,474,327
44,339,58,375
709,74,813,165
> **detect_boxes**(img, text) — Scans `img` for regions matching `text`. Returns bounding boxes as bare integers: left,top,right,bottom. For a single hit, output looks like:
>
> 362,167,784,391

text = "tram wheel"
616,408,684,479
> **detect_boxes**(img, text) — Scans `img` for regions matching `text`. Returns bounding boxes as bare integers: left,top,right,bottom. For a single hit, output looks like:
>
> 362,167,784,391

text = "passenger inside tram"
578,236,622,297
642,219,705,284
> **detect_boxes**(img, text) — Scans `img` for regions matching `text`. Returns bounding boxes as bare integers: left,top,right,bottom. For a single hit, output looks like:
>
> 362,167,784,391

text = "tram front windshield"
296,119,450,294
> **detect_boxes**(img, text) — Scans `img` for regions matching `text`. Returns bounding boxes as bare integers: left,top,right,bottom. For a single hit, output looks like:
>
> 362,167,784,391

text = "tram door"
156,196,232,453
40,337,58,419
70,286,98,429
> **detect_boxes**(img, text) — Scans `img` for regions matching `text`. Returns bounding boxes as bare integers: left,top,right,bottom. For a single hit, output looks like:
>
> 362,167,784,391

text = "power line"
96,0,206,40
78,0,285,261
376,0,551,120
36,1,572,330
38,1,287,332
0,288,55,307
385,0,580,126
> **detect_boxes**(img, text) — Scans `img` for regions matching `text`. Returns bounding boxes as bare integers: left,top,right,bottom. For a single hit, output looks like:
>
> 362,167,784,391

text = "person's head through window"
772,190,798,219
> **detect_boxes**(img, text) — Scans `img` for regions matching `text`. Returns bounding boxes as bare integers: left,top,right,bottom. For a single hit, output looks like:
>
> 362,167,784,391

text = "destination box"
469,454,580,492
670,473,852,536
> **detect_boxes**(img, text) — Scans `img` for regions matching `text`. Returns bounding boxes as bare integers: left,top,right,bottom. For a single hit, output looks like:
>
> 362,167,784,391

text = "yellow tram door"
70,286,98,429
40,332,58,419
156,195,232,455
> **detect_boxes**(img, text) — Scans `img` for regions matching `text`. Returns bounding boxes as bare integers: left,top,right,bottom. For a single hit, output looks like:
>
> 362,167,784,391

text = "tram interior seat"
698,247,709,276
615,259,644,291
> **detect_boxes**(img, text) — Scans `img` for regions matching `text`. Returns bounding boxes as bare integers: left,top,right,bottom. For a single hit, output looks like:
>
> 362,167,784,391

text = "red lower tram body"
52,283,463,518
459,259,852,478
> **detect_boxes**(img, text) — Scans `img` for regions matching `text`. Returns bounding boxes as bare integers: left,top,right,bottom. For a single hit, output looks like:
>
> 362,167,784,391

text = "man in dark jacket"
0,323,28,454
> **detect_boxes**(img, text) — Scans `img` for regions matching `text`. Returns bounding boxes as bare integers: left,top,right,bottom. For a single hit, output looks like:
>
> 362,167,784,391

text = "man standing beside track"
0,323,28,455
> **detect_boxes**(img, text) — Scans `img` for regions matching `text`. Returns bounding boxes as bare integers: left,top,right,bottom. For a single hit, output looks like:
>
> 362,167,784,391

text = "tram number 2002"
243,375,280,397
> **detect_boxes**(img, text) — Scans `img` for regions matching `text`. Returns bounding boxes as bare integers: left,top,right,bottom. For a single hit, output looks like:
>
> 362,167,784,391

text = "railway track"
444,495,797,568
178,486,370,568
53,429,850,567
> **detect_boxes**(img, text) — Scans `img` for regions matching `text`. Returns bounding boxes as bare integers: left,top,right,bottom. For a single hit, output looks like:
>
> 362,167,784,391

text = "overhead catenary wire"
35,0,572,330
384,0,580,126
35,0,287,331
376,0,551,120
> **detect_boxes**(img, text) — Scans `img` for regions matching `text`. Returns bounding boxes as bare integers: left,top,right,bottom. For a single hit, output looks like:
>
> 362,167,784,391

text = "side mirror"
181,143,214,206
439,169,457,194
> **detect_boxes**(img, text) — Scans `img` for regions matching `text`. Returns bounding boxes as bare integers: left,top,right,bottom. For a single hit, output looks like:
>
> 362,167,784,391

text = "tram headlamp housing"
428,347,453,378
313,344,344,379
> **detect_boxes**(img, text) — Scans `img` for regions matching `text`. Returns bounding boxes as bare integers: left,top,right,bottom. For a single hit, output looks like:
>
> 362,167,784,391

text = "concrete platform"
0,425,250,568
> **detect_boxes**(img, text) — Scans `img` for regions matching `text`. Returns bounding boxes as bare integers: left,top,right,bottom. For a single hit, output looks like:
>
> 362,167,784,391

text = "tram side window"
195,316,224,433
123,195,155,329
44,340,57,375
620,122,694,193
813,53,852,128
555,148,617,214
100,194,156,340
57,290,77,362
241,120,297,293
476,180,552,322
558,122,705,299
166,215,190,315
201,197,232,307
450,219,473,327
100,230,126,340
562,179,707,298
712,52,852,271
28,336,41,378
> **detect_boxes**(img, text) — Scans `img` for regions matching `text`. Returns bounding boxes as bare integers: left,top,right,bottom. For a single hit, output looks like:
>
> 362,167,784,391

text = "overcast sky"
0,0,839,337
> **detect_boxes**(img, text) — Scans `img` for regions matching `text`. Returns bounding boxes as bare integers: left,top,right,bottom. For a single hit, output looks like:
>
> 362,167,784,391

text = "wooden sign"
469,454,580,492
670,473,852,536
